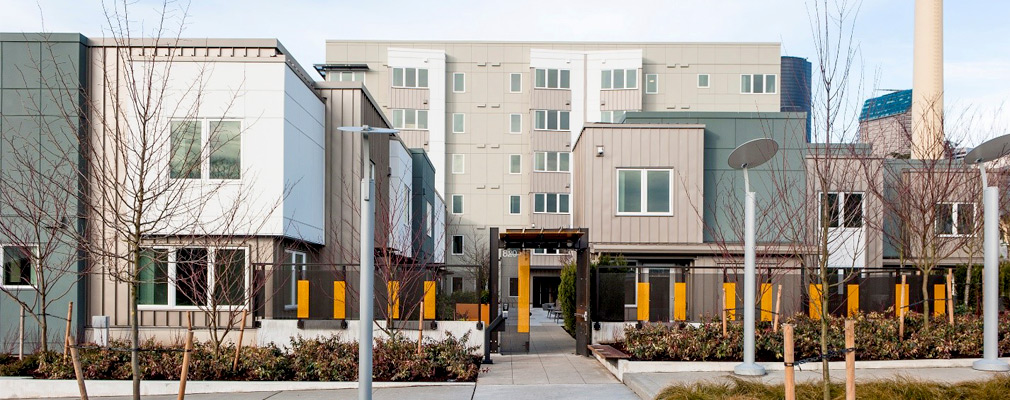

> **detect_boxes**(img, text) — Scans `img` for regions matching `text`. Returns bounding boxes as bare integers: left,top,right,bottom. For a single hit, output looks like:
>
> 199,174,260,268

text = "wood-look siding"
600,89,643,111
531,131,571,152
531,88,571,111
389,87,429,110
532,213,570,230
804,156,884,268
573,125,704,246
397,129,429,151
531,172,570,193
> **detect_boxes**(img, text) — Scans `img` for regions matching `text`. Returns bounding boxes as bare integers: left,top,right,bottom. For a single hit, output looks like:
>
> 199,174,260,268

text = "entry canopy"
966,133,1010,164
498,228,587,250
337,125,398,135
727,138,779,170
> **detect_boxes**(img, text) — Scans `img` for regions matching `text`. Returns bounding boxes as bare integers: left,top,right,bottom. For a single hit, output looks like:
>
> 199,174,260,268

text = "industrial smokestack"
911,0,944,159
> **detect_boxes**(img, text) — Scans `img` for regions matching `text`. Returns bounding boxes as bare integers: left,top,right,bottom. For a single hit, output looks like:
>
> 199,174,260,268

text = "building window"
510,73,522,93
284,250,306,309
451,194,464,214
425,201,433,236
617,169,672,215
451,235,464,255
452,72,465,93
509,195,522,215
601,69,638,90
392,67,428,88
332,71,365,83
533,193,570,214
509,154,522,174
534,110,570,131
170,120,242,180
936,202,975,236
509,277,519,297
392,109,429,130
533,248,560,255
698,74,710,88
452,154,465,174
452,113,465,133
137,247,248,308
509,113,522,134
819,192,863,228
534,68,570,89
452,277,463,292
600,111,628,123
646,74,658,94
740,74,776,94
534,152,570,172
2,246,36,288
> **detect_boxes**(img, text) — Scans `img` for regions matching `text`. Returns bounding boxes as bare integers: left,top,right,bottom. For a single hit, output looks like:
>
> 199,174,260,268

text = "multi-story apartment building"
320,41,810,299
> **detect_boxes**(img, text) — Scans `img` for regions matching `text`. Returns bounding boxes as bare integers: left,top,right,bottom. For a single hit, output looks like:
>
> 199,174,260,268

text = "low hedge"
620,312,1010,362
2,332,480,382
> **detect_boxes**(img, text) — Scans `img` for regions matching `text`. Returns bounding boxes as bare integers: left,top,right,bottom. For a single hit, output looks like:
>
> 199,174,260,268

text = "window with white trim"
646,74,658,94
391,109,428,130
534,110,570,131
137,247,248,307
452,154,465,174
452,72,465,93
452,113,465,133
533,152,570,172
392,67,428,88
601,69,638,90
740,74,776,94
284,250,306,310
510,73,522,93
451,195,464,214
509,113,522,134
331,71,365,83
600,111,628,123
697,74,710,88
425,201,433,236
533,193,570,214
533,248,561,255
936,202,975,236
509,195,522,215
451,235,464,255
170,119,242,180
509,154,522,174
534,68,570,89
1,246,36,288
617,169,672,215
819,192,863,228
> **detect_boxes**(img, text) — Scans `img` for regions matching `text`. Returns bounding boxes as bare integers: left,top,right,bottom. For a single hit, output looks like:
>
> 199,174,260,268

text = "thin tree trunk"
132,248,142,400
922,271,931,331
821,263,829,400
964,264,973,308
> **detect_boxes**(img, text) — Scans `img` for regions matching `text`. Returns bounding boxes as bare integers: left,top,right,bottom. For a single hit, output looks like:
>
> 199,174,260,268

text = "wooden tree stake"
178,328,194,400
947,269,954,325
418,301,424,355
69,334,88,400
773,284,783,333
721,288,728,338
63,301,74,359
232,309,248,370
18,305,25,360
899,275,906,340
784,323,795,400
845,319,855,400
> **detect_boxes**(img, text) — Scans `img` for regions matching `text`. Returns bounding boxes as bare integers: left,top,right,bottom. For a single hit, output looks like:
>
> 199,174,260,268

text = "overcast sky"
2,0,1007,144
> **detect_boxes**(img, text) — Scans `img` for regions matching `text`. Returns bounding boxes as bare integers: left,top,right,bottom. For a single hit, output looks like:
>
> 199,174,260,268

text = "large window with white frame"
452,113,465,133
509,195,522,215
601,69,638,90
170,119,242,180
740,74,776,94
1,245,36,288
330,70,366,83
451,235,464,255
284,250,306,310
617,169,672,215
510,73,522,93
452,154,465,174
451,195,464,214
137,247,248,308
645,74,659,94
533,193,570,214
819,192,863,228
936,202,975,236
452,72,465,93
509,113,522,134
391,109,428,130
533,248,561,255
509,154,522,174
392,67,428,88
533,151,570,172
534,110,570,131
534,68,570,89
600,111,629,123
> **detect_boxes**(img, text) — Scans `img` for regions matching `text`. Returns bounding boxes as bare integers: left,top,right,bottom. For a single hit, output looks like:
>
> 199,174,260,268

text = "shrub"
558,261,576,336
620,312,1010,362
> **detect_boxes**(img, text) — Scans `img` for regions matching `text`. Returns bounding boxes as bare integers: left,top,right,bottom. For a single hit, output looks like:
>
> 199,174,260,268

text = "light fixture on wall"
596,146,604,157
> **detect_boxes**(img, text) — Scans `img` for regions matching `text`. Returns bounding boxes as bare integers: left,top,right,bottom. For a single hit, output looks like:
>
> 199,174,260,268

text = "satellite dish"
337,125,399,134
965,134,1010,164
728,138,779,169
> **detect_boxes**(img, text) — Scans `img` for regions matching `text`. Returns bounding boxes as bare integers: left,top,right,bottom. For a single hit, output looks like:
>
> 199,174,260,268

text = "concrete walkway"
625,367,1010,400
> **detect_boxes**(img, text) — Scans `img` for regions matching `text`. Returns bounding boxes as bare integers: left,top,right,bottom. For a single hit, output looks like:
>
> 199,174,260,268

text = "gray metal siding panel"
600,89,643,111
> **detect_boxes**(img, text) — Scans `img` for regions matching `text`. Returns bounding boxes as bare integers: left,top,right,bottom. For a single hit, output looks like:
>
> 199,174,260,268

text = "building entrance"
532,276,560,307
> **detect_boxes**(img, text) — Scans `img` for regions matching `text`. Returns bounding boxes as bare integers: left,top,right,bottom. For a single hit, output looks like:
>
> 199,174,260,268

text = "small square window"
452,154,465,174
452,113,465,133
509,114,522,134
451,195,464,214
2,246,36,287
698,74,710,88
509,154,521,174
509,195,521,215
646,74,659,94
510,73,522,93
451,235,464,255
453,72,465,93
509,277,519,297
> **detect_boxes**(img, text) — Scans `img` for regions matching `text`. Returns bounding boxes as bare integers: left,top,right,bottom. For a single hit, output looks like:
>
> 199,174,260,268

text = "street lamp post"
728,138,779,377
966,134,1010,372
338,125,399,400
